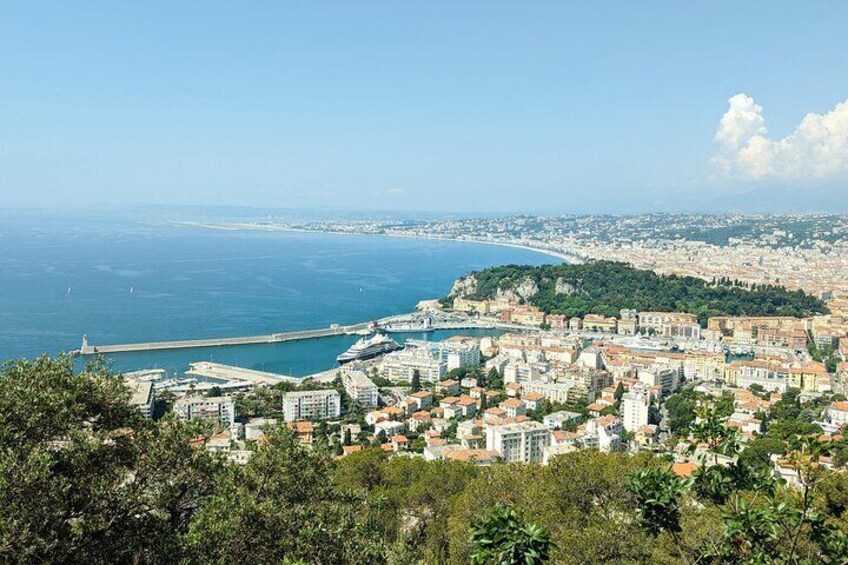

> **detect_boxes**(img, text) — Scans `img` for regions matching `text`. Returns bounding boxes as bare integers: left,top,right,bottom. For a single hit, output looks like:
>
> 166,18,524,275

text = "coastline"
166,221,584,265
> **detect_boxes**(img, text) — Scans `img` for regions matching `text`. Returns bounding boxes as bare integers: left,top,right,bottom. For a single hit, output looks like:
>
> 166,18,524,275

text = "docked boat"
337,333,402,363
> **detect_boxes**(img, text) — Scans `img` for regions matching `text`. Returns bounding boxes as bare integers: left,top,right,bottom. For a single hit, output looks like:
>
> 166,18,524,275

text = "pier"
185,361,301,385
75,312,526,356
78,323,371,355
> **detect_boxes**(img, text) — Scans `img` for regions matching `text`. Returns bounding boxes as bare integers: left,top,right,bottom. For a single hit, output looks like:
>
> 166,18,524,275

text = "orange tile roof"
443,449,500,463
672,462,698,477
500,398,523,409
342,445,363,456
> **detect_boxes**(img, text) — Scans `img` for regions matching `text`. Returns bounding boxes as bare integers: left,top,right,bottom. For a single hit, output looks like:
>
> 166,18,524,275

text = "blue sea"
0,212,558,377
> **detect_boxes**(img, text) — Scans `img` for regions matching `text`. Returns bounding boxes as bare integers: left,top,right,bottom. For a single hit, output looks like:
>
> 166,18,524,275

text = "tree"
411,370,422,393
480,392,488,411
470,503,554,565
344,427,353,446
488,367,503,390
185,426,385,564
613,382,625,402
629,401,848,564
375,429,388,445
0,355,221,564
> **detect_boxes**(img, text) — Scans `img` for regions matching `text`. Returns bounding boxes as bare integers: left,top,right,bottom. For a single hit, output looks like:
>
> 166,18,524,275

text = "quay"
74,311,529,356
77,323,371,355
185,361,301,385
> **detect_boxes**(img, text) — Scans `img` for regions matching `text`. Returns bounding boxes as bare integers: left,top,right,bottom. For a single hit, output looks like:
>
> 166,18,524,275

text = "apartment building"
486,421,551,463
617,309,639,335
621,384,651,433
788,363,828,392
582,314,618,333
638,311,701,339
521,382,576,404
125,378,155,419
724,360,788,392
282,389,341,422
174,395,235,426
342,369,379,408
380,347,446,383
637,366,679,393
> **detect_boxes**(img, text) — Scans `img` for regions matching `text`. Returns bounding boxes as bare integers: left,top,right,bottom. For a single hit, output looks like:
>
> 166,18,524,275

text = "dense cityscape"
184,213,848,299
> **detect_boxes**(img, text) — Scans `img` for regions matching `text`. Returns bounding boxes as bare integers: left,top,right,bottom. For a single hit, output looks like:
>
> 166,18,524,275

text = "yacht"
337,333,402,364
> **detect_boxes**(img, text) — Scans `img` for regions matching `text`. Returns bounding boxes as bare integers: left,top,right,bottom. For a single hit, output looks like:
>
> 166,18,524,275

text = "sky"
1,1,847,214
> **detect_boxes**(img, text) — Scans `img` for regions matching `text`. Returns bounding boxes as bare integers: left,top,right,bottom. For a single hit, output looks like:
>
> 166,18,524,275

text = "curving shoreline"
167,220,584,265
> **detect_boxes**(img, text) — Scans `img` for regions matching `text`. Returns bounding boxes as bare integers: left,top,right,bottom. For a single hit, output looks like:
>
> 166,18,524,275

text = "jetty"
77,323,371,355
74,311,523,356
185,362,301,385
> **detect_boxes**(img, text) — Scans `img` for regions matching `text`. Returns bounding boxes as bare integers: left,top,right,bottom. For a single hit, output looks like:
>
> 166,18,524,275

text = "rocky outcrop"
450,274,478,297
495,277,538,302
555,277,577,295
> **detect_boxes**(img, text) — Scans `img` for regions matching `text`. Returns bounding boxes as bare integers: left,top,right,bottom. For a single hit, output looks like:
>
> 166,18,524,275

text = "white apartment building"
586,415,622,452
637,366,679,393
578,348,603,369
621,386,651,432
282,389,341,422
342,369,379,408
543,410,583,430
380,347,445,383
486,421,551,463
125,378,155,419
503,361,550,385
522,382,576,404
174,395,235,426
439,339,481,371
403,338,481,372
826,401,848,429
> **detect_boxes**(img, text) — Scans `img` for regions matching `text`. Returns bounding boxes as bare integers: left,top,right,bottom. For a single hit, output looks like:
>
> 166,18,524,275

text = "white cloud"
385,187,406,195
711,93,848,180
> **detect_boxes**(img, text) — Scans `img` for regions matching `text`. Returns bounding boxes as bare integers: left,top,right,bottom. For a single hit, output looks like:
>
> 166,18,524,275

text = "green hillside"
450,260,827,325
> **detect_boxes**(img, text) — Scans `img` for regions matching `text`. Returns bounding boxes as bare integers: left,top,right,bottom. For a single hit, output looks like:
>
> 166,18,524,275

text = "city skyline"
1,2,847,213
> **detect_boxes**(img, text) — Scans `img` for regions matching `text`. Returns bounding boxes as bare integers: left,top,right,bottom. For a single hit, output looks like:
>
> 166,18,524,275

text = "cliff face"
496,278,539,302
450,273,540,302
555,277,577,295
450,274,478,297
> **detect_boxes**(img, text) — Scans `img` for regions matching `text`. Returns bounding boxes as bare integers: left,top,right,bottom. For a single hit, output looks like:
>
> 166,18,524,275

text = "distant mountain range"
709,183,848,213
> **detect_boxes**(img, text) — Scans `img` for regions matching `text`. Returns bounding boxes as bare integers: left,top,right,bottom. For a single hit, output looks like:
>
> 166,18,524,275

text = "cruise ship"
337,333,402,364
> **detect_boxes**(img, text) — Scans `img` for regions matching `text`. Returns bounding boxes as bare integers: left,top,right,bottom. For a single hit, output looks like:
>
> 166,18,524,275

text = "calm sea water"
0,213,558,376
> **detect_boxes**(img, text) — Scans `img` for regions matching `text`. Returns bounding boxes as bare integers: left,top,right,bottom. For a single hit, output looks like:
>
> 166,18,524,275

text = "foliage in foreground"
1,356,847,564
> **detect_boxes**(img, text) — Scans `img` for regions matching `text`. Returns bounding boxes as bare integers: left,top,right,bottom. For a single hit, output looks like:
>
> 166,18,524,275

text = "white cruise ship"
336,333,402,364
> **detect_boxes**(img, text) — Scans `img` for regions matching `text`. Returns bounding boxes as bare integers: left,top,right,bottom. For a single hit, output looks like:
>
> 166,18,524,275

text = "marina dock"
185,361,301,385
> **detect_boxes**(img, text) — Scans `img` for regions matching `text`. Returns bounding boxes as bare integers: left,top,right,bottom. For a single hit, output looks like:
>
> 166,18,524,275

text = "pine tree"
411,369,422,393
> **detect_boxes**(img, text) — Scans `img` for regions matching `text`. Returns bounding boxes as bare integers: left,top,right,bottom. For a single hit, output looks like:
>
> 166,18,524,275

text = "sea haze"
0,213,558,376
